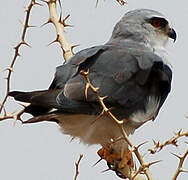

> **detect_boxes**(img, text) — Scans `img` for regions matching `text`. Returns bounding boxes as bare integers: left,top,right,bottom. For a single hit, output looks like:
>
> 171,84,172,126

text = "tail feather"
9,90,48,103
9,89,61,116
24,105,51,116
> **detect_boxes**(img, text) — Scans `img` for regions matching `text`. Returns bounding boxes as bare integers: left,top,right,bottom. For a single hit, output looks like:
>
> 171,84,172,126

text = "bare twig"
172,148,188,180
80,70,155,180
43,0,74,61
0,0,39,115
0,107,25,122
149,129,188,154
74,154,83,180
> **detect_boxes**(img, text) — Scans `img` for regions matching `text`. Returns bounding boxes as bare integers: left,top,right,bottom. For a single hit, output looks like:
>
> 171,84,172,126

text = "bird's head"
110,9,177,50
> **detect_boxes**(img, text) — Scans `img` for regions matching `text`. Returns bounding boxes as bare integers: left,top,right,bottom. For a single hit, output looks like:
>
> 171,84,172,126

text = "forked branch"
172,148,188,180
149,129,188,154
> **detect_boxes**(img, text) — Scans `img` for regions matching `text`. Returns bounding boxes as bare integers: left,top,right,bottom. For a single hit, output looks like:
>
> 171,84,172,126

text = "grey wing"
10,44,171,119
49,45,107,90
56,45,172,118
9,45,107,116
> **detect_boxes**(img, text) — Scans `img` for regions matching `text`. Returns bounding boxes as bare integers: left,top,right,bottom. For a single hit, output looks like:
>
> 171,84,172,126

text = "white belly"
56,114,135,147
55,96,160,151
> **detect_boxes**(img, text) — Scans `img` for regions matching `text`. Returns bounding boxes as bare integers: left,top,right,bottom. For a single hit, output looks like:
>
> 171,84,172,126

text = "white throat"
146,34,171,66
153,45,170,65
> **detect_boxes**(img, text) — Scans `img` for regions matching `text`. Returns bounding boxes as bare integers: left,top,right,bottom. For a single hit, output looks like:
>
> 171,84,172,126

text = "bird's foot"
97,147,134,178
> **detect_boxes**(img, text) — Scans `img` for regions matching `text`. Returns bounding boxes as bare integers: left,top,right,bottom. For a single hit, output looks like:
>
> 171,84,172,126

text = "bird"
9,9,176,177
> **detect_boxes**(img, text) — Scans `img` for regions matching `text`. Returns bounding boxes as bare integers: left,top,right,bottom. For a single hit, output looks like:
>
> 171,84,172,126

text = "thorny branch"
149,129,188,154
172,148,188,180
0,105,26,122
0,0,41,118
1,1,188,180
80,70,156,180
74,154,83,180
42,0,74,61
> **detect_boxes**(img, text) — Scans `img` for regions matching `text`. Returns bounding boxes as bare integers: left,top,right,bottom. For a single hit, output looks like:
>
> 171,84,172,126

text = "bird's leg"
97,146,134,169
97,146,134,179
119,148,134,169
97,146,121,165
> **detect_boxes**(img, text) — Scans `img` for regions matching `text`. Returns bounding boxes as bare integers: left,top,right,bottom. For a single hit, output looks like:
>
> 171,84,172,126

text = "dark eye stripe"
148,17,168,28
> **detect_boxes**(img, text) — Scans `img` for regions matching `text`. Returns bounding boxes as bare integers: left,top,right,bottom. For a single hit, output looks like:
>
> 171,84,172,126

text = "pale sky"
0,0,188,179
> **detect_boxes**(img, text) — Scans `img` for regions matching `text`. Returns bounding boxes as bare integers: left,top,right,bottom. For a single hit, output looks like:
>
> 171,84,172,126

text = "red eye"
152,18,161,28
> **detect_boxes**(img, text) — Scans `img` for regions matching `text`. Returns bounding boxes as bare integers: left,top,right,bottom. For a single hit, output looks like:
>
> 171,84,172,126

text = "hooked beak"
168,28,177,42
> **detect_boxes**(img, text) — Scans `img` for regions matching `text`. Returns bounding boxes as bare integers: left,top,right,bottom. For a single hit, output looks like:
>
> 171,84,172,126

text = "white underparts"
130,96,160,124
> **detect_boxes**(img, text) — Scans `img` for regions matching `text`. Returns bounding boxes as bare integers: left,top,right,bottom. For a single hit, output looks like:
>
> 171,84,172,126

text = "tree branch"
80,70,156,180
172,148,188,180
148,129,188,154
74,154,83,180
43,0,74,61
0,0,39,115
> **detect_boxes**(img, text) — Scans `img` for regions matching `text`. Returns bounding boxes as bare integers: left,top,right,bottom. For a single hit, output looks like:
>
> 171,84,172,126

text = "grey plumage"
9,9,176,149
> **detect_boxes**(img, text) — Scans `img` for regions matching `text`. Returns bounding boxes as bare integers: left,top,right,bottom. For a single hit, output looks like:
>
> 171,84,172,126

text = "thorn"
175,129,183,136
108,107,115,112
40,19,52,27
80,69,89,76
21,40,31,48
101,168,112,173
171,139,178,147
95,109,105,120
147,160,162,167
24,7,30,13
4,67,14,73
136,141,148,149
180,169,188,173
131,145,137,153
153,139,160,147
100,96,108,101
171,152,181,159
71,44,80,51
3,107,7,116
92,87,99,93
26,24,36,28
47,35,59,46
60,14,73,27
92,158,103,167
17,102,30,108
33,1,43,6
16,52,21,57
116,0,126,6
84,83,90,100
14,44,20,50
90,110,105,126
